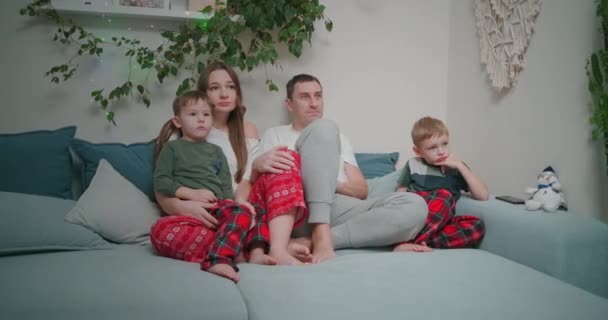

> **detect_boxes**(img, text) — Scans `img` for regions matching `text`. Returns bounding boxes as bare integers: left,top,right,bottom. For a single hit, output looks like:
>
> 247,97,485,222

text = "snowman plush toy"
525,166,567,212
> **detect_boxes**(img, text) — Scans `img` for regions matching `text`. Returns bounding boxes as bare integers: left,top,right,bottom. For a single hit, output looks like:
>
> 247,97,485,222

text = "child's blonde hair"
411,116,449,147
154,90,209,161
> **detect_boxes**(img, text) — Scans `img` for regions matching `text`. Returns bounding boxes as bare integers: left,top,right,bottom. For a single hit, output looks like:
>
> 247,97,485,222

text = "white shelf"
50,0,211,21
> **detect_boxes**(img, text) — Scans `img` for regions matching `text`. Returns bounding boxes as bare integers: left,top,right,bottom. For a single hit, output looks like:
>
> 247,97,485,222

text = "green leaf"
105,111,114,122
143,96,151,108
591,53,603,87
137,85,144,94
325,20,333,32
268,82,278,91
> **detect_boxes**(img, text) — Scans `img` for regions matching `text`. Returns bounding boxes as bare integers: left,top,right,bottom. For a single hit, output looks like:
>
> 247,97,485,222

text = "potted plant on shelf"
19,0,333,123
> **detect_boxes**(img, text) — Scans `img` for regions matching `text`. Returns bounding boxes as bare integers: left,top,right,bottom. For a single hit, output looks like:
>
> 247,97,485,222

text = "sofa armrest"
456,196,608,298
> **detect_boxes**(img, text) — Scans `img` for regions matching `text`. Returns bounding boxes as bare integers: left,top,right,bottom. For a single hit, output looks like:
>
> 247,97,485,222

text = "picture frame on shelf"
114,0,170,10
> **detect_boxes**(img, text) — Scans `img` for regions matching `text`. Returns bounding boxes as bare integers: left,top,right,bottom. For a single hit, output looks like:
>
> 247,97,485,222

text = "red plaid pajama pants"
150,150,307,270
150,199,262,271
413,189,485,248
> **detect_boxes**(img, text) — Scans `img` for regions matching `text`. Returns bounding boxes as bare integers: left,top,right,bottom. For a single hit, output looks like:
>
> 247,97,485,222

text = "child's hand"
435,154,463,173
191,189,217,203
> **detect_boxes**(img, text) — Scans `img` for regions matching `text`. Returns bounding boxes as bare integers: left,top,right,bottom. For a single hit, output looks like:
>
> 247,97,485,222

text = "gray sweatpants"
294,119,427,249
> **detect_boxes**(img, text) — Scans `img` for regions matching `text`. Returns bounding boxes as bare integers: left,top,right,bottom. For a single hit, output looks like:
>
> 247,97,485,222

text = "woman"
151,62,309,266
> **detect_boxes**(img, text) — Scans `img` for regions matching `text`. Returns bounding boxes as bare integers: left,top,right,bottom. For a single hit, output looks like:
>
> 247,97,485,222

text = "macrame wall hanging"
474,0,543,93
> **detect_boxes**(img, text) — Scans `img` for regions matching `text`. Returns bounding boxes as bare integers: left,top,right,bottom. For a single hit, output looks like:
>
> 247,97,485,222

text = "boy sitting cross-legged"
394,116,488,252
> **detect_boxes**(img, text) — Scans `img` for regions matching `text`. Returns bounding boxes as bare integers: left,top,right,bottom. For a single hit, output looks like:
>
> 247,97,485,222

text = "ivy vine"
20,0,333,124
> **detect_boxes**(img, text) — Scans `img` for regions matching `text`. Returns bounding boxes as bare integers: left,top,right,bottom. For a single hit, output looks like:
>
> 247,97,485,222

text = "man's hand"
253,146,295,174
177,200,220,230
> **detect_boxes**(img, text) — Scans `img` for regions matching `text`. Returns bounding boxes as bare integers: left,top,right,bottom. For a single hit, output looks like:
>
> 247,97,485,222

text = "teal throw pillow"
70,139,156,200
0,126,76,199
0,191,112,256
355,152,400,179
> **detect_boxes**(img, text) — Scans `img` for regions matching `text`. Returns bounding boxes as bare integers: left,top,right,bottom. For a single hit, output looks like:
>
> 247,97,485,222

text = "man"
253,74,427,262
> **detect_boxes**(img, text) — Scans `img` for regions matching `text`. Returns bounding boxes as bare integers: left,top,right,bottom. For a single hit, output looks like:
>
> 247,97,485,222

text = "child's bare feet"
206,263,240,282
393,242,433,252
287,240,312,262
248,250,278,266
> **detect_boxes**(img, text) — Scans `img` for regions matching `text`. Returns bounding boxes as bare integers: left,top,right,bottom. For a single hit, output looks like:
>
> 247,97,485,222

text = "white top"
206,127,258,191
256,125,357,183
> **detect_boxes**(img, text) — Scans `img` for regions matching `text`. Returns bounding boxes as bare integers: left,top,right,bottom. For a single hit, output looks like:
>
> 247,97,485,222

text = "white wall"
2,0,605,222
447,0,608,222
0,0,449,163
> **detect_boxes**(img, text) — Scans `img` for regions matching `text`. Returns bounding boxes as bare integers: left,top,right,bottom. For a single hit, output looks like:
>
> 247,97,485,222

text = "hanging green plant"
587,0,608,173
20,0,333,123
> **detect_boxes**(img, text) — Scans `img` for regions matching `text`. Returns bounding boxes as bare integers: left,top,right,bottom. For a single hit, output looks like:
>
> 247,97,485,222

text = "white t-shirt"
256,124,358,183
206,127,258,191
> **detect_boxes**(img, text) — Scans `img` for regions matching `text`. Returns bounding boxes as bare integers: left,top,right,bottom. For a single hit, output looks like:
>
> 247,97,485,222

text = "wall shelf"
50,0,210,21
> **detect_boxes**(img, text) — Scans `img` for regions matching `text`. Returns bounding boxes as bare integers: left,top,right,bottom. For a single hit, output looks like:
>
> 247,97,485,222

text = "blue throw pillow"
0,126,76,199
355,152,400,179
70,139,156,201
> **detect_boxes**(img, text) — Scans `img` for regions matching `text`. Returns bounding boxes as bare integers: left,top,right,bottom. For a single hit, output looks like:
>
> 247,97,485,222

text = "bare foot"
269,248,307,265
393,242,433,252
234,253,247,264
248,250,278,266
287,241,312,262
311,247,336,264
206,263,240,282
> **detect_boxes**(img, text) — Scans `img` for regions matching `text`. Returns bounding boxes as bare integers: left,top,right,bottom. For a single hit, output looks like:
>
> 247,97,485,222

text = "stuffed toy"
524,166,567,212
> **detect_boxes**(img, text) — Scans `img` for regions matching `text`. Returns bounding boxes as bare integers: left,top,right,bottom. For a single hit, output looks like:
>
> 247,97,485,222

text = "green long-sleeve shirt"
154,139,234,199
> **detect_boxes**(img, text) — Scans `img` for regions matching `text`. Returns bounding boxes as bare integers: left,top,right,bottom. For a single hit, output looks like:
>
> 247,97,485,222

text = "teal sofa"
1,127,607,320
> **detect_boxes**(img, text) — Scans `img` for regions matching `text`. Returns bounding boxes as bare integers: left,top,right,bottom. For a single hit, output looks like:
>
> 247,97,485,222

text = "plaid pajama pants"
413,189,485,248
150,199,264,271
150,154,307,270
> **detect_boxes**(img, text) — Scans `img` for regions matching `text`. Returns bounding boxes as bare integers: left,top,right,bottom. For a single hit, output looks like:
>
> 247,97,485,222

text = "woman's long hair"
197,61,248,183
154,90,208,161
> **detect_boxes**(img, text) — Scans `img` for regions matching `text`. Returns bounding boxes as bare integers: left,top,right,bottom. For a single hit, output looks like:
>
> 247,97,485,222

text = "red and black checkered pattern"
150,200,269,271
413,189,485,248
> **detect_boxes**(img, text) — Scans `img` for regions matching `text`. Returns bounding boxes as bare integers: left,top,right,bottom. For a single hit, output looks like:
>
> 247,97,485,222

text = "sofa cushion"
70,138,156,200
237,249,608,320
0,191,111,256
366,170,401,198
456,197,608,298
355,152,399,179
0,245,247,320
0,126,76,199
65,159,161,244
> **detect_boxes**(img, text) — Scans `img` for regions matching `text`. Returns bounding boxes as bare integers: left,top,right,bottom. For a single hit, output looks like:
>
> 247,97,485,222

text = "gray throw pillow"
65,159,161,244
367,170,402,198
0,191,111,256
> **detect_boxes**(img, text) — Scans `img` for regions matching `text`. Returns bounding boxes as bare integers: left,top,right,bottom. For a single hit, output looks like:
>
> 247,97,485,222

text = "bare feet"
287,240,312,263
269,248,307,265
206,263,240,282
311,246,336,264
234,253,247,264
248,250,278,266
393,242,433,252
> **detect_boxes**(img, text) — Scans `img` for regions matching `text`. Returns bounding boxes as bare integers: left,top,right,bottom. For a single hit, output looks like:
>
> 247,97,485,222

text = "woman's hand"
176,200,220,230
156,192,219,229
190,189,217,203
253,146,295,174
